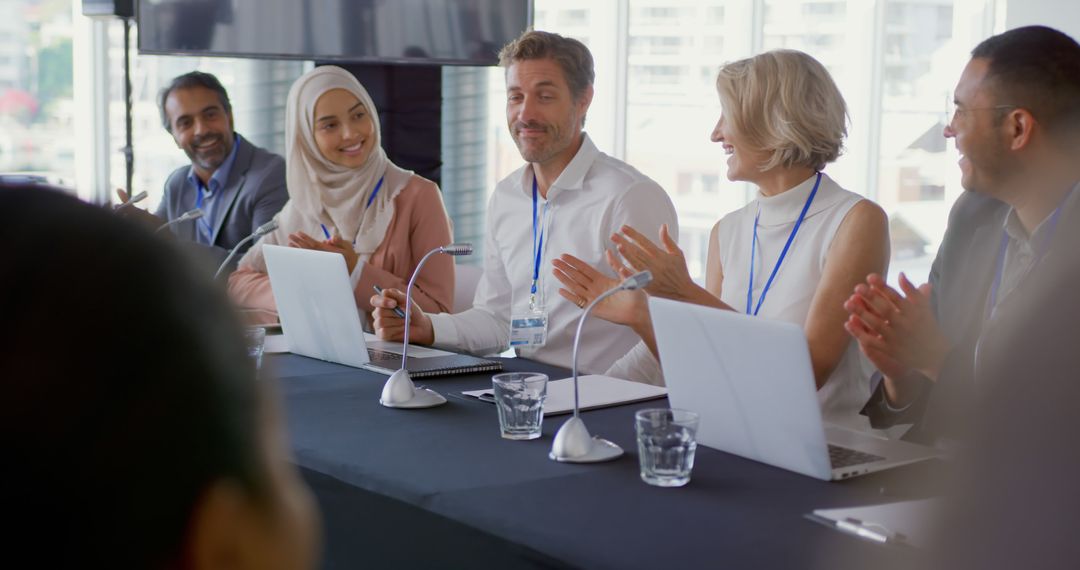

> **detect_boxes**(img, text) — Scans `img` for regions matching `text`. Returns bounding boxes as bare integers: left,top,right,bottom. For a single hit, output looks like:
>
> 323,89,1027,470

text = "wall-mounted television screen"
138,0,532,66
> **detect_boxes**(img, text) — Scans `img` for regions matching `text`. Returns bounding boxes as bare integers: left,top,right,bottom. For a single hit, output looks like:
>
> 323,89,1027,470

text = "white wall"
1004,0,1080,39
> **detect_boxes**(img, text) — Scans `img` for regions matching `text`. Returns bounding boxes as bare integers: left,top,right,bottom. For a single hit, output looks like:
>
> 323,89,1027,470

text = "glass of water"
492,373,548,440
635,408,699,487
244,326,267,371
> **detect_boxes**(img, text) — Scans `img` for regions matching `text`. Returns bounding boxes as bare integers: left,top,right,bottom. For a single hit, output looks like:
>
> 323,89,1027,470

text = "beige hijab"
239,65,411,271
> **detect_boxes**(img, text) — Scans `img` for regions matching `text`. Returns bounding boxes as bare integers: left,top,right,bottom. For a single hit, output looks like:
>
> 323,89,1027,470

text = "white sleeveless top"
715,172,873,429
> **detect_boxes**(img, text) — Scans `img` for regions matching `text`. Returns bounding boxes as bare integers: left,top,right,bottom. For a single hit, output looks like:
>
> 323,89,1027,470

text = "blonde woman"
230,65,454,318
554,50,888,427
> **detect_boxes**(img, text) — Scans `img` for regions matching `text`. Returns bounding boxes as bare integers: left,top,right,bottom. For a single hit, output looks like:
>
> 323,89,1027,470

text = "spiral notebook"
360,349,503,378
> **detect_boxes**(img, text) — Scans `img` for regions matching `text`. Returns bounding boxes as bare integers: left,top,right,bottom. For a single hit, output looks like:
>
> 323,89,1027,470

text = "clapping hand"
843,272,951,381
610,224,694,301
288,231,360,273
552,253,649,328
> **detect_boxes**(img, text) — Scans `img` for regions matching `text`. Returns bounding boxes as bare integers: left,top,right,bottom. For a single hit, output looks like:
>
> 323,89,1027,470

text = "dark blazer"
937,217,1080,570
864,187,1080,443
156,134,288,268
862,191,1007,441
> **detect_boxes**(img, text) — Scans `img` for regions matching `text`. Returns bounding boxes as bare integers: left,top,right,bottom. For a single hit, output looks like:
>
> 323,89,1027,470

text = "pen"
835,517,909,547
373,285,407,319
320,223,356,245
804,513,913,549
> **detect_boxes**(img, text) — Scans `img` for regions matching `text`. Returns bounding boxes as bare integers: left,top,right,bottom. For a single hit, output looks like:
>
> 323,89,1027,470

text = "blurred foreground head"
0,185,318,569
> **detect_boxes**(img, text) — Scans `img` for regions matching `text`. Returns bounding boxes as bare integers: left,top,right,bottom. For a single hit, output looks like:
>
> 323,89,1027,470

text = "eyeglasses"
946,100,1016,124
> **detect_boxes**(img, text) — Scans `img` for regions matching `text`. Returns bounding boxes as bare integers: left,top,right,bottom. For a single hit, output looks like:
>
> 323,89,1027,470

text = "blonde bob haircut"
715,49,848,172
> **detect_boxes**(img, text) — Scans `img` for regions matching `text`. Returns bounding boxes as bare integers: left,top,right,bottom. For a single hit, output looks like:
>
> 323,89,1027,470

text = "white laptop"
649,297,937,481
262,244,501,377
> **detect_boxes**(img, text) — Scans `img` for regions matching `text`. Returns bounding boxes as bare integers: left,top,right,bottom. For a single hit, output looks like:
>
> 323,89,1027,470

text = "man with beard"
121,72,288,273
842,26,1080,445
371,30,677,380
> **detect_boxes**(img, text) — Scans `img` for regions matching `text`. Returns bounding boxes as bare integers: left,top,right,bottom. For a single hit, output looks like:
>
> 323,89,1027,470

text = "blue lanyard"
195,185,213,243
746,172,821,316
321,176,384,240
531,177,549,309
985,205,1062,321
366,176,385,210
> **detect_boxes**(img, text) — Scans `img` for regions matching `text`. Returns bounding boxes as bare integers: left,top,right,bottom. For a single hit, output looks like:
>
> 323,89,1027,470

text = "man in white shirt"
371,30,677,376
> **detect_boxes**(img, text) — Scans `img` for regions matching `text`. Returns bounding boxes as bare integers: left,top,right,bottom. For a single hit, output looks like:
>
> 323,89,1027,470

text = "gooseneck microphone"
214,219,279,279
550,270,653,463
115,190,148,211
155,208,204,234
438,243,474,256
380,243,474,409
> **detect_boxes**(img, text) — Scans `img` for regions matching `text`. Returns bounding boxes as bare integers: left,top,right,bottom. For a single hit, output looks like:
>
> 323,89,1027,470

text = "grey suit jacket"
156,134,288,270
865,188,1080,443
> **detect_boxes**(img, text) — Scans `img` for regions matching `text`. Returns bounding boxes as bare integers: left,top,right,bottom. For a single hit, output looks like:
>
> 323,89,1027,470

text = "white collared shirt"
429,133,678,375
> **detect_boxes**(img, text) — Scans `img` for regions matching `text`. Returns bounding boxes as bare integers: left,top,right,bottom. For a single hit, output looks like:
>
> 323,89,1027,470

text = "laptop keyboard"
828,444,886,468
367,348,401,363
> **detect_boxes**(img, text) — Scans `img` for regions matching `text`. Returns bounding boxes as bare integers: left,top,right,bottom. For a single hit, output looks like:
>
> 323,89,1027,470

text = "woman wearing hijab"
230,65,454,316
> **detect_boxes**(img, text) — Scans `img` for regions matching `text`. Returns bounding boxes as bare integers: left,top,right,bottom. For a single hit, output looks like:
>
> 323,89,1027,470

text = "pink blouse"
229,175,455,317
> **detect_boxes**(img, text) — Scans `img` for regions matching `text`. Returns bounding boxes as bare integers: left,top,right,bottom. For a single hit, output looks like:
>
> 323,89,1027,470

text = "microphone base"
379,386,447,409
549,437,623,463
550,413,624,463
379,368,447,409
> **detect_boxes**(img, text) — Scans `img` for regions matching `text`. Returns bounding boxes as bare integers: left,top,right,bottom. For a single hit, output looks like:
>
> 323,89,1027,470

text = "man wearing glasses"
843,25,1080,444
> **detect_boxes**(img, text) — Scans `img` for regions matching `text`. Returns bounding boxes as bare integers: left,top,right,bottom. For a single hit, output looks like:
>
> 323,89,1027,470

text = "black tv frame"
136,0,533,67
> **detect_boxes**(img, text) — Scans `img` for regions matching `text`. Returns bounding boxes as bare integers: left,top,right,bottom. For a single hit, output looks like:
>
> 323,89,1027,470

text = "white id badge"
510,310,548,347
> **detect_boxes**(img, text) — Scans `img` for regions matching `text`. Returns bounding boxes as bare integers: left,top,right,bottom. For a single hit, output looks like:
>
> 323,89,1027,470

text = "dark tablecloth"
271,353,936,569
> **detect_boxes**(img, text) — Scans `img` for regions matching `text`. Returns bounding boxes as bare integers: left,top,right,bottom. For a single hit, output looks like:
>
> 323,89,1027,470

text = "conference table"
272,352,939,569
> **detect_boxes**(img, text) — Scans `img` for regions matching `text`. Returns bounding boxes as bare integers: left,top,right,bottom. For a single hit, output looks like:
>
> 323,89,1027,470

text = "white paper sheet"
810,498,941,549
264,333,290,354
462,374,667,416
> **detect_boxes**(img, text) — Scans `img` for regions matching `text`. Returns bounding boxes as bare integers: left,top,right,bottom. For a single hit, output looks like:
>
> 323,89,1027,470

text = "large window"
3,2,304,211
15,0,1001,287
0,0,76,187
103,23,305,214
626,0,748,280
761,0,978,283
